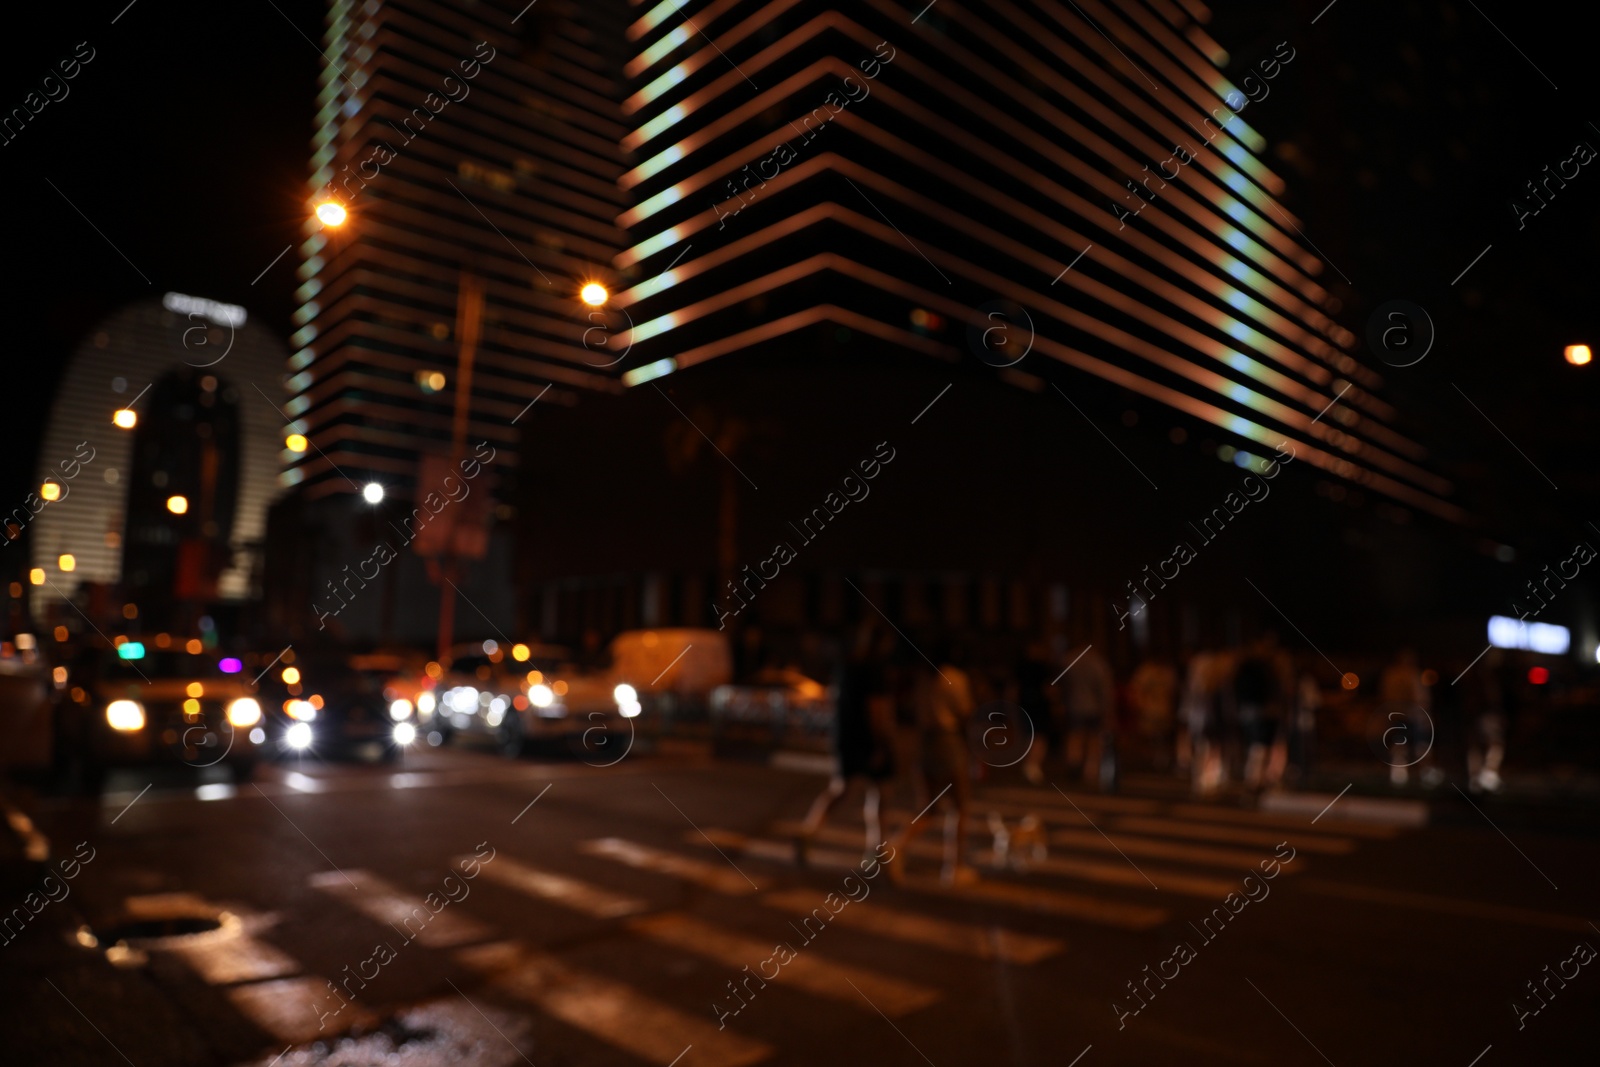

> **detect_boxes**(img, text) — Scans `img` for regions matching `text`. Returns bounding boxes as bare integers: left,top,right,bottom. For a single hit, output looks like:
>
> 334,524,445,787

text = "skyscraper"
289,0,635,499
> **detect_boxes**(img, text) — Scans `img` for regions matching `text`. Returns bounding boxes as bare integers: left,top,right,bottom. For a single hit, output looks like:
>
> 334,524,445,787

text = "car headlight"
393,722,417,746
417,691,436,714
286,721,314,749
448,687,478,713
389,698,413,722
613,683,637,705
226,698,262,728
529,684,553,708
286,699,317,721
106,700,145,732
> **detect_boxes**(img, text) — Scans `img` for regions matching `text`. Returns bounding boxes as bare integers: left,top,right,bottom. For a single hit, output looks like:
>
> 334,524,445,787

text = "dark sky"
4,0,1596,553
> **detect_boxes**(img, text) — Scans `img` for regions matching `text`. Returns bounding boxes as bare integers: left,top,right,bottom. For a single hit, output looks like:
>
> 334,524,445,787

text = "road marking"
457,940,772,1067
165,929,300,985
1264,788,1426,828
900,874,1168,930
1297,879,1592,930
1110,815,1353,854
761,888,1062,964
1044,826,1280,870
581,837,764,895
1052,784,1159,890
1165,803,1400,839
628,912,940,1016
228,976,365,1044
309,869,495,947
975,849,1233,899
466,855,649,918
979,787,1161,814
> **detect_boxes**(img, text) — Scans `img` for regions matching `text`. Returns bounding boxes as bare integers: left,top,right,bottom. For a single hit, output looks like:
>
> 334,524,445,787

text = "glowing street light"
315,200,348,227
113,409,137,429
40,482,61,502
58,554,75,572
28,568,44,585
1565,344,1592,366
286,433,308,452
362,482,384,504
166,495,189,515
580,282,609,307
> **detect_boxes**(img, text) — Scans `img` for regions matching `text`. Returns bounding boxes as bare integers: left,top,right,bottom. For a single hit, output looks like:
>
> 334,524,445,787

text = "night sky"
5,0,1596,550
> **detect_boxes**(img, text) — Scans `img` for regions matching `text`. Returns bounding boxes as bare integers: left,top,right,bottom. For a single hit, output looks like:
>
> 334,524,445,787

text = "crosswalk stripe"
462,855,650,919
897,874,1169,930
759,888,1063,964
227,976,369,1043
1111,816,1355,854
1167,803,1400,839
979,786,1163,814
1043,826,1286,870
121,893,301,986
626,912,940,1016
769,821,1233,899
581,837,763,895
308,869,495,947
457,940,773,1067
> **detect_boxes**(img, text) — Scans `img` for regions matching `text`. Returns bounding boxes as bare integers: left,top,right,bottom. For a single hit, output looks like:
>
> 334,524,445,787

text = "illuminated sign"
1487,616,1570,655
162,292,247,327
117,641,146,660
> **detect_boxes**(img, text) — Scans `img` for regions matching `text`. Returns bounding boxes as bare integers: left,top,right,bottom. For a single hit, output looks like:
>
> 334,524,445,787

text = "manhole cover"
93,916,224,943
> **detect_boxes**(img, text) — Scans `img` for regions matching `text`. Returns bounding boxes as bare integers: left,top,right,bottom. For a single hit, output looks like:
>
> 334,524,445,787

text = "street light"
58,554,75,572
315,200,348,227
580,282,609,307
113,409,137,429
166,495,189,515
362,482,384,504
286,433,308,452
1564,344,1592,366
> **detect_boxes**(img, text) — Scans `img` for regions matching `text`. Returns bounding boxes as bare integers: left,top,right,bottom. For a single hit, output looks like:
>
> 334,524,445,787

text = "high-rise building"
613,0,1459,524
288,0,635,499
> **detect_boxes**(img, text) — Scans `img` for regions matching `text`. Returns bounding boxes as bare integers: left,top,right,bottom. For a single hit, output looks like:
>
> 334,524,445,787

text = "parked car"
255,644,416,761
60,638,267,788
710,668,835,756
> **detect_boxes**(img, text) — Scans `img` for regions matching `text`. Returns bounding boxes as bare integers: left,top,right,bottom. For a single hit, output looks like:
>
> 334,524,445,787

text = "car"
59,637,267,788
710,667,835,756
254,644,418,762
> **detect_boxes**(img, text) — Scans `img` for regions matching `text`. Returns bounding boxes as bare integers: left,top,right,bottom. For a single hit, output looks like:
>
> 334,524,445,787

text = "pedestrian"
795,621,896,867
1016,638,1058,784
1236,633,1290,792
1377,648,1429,787
887,644,977,887
1062,643,1115,789
1128,651,1178,772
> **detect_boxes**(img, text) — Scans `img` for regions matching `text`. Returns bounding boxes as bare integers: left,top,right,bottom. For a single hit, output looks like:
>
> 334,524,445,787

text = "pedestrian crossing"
126,781,1415,1065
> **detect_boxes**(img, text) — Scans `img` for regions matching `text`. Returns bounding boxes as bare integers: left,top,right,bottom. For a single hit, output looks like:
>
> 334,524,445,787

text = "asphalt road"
6,744,1598,1067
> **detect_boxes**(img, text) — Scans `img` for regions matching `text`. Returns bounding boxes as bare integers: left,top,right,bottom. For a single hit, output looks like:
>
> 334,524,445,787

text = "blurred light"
113,409,137,429
1420,669,1438,687
166,495,189,515
581,282,609,306
1487,615,1570,654
425,660,442,679
286,434,308,452
107,700,145,731
40,482,61,501
448,687,479,713
287,721,314,749
1564,344,1592,366
389,698,413,721
155,633,171,648
362,483,384,504
286,699,317,721
483,639,499,655
553,679,568,696
620,699,642,718
525,669,543,685
393,722,417,746
622,357,677,387
315,200,348,227
122,603,138,620
614,683,637,705
226,698,262,727
218,657,242,674
416,370,447,392
1340,672,1359,690
248,727,266,745
58,553,75,572
185,638,203,654
53,625,68,642
282,666,301,685
183,698,201,716
186,682,204,698
529,683,554,707
308,693,323,709
417,691,436,714
52,666,67,685
1528,666,1550,685
512,643,530,662
28,568,44,586
117,642,145,660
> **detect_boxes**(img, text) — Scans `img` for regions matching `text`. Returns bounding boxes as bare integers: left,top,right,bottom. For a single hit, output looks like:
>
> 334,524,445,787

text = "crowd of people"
791,624,1527,884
